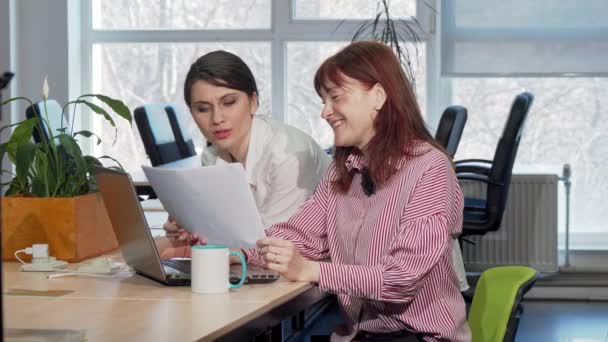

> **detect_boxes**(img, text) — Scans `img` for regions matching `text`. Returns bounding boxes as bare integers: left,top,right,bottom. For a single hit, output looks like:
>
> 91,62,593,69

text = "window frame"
80,1,608,261
438,0,608,256
81,1,434,154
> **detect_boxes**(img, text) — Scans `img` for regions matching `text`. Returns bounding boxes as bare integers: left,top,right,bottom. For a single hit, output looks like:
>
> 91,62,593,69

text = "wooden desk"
3,258,328,342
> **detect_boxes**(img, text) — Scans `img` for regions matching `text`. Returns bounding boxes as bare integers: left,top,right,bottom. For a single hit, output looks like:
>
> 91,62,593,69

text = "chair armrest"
455,164,492,176
457,173,504,186
454,159,493,165
457,173,491,184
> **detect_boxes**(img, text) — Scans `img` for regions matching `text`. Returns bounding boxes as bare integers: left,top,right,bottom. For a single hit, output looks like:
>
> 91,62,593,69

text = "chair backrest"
486,92,534,227
164,104,196,158
134,104,195,166
25,99,67,144
434,105,468,158
468,266,538,342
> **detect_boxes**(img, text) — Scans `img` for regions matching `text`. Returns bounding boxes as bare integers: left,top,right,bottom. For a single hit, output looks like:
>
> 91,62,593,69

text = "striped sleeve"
243,165,334,266
318,154,463,302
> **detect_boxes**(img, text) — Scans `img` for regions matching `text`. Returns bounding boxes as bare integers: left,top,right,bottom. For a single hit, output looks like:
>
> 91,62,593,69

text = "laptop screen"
93,166,167,282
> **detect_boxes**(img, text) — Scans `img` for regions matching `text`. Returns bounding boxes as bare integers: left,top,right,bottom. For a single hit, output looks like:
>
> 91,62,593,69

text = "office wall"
1,0,14,187
14,0,70,117
0,0,71,187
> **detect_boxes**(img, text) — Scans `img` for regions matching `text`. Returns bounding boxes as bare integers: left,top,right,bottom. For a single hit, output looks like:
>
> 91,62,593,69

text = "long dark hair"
314,41,444,193
184,50,258,107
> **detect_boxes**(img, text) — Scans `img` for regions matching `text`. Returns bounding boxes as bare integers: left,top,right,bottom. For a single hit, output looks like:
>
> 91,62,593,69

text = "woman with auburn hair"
245,41,471,341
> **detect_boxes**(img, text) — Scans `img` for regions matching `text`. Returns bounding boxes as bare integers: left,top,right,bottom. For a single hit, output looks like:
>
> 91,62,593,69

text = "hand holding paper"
142,163,265,248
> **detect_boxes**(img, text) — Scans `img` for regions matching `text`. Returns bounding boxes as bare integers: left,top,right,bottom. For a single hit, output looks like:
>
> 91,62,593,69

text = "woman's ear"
250,92,259,115
372,83,387,111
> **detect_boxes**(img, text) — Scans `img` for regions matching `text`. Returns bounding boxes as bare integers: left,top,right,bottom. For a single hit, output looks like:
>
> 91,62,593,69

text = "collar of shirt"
344,153,366,173
200,116,272,188
343,140,433,173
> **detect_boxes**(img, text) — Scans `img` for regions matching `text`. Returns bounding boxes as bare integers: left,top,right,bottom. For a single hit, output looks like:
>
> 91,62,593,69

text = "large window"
83,1,608,252
92,0,271,29
441,0,608,250
84,0,428,173
451,77,608,250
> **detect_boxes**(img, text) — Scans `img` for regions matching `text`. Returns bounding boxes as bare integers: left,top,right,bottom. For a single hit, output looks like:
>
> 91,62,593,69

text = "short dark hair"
184,50,258,107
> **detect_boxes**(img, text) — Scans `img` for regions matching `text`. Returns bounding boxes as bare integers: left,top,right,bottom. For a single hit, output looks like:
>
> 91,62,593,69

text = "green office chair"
468,266,538,342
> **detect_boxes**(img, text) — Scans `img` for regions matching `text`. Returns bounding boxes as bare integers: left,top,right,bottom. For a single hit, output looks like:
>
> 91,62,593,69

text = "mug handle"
228,251,247,289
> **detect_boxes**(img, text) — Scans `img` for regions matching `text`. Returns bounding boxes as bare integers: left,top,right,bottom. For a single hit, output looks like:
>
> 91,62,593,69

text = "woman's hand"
256,237,320,282
163,216,207,246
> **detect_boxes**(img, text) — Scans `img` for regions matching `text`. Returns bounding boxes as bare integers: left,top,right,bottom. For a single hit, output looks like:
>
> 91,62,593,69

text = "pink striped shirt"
245,142,471,341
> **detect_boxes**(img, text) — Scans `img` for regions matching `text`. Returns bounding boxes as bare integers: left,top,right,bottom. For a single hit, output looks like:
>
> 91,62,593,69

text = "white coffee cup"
191,245,247,294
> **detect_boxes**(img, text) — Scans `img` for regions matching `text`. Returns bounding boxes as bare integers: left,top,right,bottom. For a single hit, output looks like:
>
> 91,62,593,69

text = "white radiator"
461,174,559,273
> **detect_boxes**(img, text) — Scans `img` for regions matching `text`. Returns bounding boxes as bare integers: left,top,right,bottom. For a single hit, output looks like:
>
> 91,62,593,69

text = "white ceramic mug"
191,245,247,294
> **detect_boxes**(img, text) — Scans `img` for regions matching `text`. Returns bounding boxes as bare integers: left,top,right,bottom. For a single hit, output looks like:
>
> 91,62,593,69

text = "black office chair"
25,99,68,144
435,105,468,158
164,104,197,159
134,104,197,199
134,104,196,166
455,92,534,238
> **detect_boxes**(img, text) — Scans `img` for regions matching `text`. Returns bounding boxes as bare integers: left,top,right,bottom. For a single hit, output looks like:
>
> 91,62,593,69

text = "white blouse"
201,116,331,228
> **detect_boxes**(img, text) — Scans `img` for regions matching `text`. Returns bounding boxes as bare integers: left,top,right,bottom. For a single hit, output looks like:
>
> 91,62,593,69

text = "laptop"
93,166,278,286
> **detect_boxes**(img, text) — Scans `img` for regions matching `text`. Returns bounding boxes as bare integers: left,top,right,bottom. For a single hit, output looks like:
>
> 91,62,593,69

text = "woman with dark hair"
246,41,471,341
161,50,330,255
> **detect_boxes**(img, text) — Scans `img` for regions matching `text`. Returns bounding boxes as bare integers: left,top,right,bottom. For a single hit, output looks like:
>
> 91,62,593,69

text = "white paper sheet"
142,163,265,248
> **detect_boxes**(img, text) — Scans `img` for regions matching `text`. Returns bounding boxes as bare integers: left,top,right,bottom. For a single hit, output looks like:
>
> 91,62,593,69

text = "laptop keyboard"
232,266,279,283
161,259,191,273
161,259,279,283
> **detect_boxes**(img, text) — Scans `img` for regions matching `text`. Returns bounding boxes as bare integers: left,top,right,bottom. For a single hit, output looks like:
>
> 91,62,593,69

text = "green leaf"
79,100,116,128
73,130,102,145
78,99,120,145
87,94,132,124
57,134,86,170
5,178,25,196
0,117,34,136
31,177,47,197
97,155,125,171
31,148,52,196
6,118,38,162
15,142,37,186
56,134,88,177
84,155,103,167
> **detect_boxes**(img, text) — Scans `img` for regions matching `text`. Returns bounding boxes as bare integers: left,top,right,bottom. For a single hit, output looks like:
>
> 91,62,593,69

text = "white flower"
42,75,49,99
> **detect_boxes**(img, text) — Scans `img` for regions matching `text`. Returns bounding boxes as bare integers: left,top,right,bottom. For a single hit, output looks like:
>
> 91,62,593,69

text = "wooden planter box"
1,192,118,262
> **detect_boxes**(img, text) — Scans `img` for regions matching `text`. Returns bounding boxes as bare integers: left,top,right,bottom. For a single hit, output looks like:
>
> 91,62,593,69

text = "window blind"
441,0,608,76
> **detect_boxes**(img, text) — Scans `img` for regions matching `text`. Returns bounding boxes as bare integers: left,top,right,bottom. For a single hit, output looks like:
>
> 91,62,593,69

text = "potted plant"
0,76,132,262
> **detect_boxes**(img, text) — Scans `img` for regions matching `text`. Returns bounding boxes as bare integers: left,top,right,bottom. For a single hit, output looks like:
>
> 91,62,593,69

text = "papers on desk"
142,163,264,248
